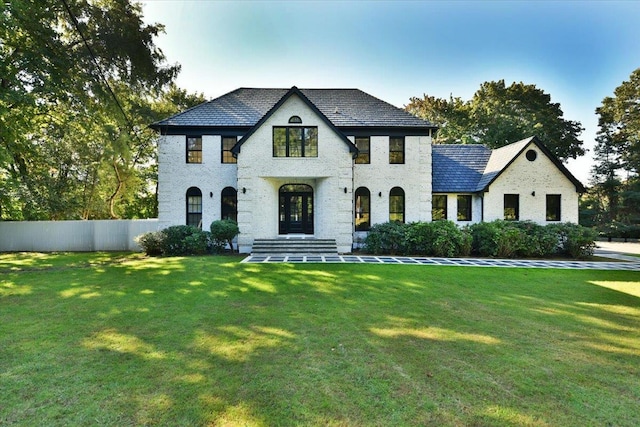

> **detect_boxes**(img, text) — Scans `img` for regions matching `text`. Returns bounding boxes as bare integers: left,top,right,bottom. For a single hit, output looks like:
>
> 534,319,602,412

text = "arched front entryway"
279,184,314,234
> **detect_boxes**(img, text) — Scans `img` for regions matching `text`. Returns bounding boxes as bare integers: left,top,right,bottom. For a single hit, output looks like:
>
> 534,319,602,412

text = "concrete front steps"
251,238,338,256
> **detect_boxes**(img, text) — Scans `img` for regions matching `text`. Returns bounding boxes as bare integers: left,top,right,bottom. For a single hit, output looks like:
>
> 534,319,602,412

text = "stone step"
251,238,338,255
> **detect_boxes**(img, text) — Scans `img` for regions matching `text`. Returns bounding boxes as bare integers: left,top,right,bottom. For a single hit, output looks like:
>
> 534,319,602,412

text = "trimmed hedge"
135,225,225,256
364,221,471,257
210,219,239,253
363,220,596,259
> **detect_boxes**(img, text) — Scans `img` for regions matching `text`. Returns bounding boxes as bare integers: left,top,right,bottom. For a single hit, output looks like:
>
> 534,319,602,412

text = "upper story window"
288,115,302,124
504,194,519,221
457,195,472,221
432,195,447,220
186,136,202,163
546,194,561,221
355,137,370,164
389,136,405,164
221,136,237,164
273,126,318,157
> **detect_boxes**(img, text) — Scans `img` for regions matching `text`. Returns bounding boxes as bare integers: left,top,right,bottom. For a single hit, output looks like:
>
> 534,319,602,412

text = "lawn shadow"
2,255,640,426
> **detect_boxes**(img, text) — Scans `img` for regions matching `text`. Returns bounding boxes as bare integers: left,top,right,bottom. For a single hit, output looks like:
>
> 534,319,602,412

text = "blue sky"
141,0,640,183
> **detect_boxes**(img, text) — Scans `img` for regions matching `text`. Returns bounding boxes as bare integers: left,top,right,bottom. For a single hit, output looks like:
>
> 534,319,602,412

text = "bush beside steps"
135,220,239,256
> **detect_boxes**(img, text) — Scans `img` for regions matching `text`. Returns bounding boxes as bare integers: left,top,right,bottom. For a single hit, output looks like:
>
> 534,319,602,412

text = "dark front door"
279,184,314,234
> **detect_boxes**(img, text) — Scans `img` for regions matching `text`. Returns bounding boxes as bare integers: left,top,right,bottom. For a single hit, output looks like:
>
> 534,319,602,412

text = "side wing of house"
479,137,584,224
431,144,491,225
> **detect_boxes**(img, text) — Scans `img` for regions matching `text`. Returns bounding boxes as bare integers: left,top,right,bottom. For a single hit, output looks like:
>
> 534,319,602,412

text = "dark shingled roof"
151,87,435,129
433,137,585,194
432,144,492,193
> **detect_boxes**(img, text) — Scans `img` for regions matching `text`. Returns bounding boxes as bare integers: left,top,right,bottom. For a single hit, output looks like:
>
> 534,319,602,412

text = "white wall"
158,134,237,230
0,219,159,252
483,143,580,223
353,135,432,226
435,193,482,225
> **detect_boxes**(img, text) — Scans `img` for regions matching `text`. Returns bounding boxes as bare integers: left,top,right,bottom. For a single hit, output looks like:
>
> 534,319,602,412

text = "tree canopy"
0,0,204,220
585,67,640,234
406,80,585,161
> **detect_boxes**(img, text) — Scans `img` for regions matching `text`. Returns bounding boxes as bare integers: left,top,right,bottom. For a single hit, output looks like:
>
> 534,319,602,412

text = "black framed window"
221,136,237,164
221,187,237,222
546,194,561,221
186,187,202,228
186,136,202,163
432,195,447,220
389,187,405,223
504,194,519,221
355,187,371,231
355,137,370,164
273,126,318,157
389,136,404,164
457,195,472,221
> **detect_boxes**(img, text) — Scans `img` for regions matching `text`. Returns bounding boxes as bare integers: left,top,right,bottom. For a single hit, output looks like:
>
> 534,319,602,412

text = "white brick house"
151,86,584,253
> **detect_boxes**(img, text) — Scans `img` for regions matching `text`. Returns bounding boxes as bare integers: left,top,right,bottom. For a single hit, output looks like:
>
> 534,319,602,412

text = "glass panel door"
279,185,314,234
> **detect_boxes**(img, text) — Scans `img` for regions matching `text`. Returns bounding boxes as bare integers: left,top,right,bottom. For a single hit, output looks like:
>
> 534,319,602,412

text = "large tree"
590,68,640,232
0,0,201,220
406,80,585,160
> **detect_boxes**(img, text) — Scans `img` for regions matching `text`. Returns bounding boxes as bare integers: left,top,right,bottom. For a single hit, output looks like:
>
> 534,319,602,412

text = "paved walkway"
242,253,640,271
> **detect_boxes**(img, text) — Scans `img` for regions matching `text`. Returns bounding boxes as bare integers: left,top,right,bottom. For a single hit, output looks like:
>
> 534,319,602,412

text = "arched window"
288,115,302,124
355,187,371,231
221,187,237,222
389,187,405,223
186,187,202,228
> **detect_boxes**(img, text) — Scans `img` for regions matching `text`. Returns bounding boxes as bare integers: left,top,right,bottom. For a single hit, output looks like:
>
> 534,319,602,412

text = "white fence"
0,219,159,252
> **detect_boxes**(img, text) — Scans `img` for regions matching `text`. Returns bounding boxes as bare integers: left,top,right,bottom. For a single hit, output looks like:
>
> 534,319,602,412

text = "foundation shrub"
512,221,559,258
363,222,407,255
135,231,164,256
210,220,240,253
405,221,471,257
547,223,598,259
136,225,221,256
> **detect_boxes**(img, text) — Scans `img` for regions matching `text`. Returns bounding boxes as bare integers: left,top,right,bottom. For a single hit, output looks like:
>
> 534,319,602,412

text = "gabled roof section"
432,144,492,193
476,136,585,193
231,86,357,155
149,87,435,130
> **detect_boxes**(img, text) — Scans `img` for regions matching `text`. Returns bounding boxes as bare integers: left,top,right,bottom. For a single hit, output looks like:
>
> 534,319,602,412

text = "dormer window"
288,115,302,124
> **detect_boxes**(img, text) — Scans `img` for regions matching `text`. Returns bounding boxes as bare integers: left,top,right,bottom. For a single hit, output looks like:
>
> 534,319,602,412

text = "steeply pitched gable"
230,86,357,155
432,136,585,194
475,136,585,193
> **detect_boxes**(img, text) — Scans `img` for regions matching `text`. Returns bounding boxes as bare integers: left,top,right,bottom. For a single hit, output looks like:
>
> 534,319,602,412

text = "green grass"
1,253,639,426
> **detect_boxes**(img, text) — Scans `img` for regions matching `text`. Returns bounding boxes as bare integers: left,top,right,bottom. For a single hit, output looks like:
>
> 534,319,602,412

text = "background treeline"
2,1,638,238
0,0,204,220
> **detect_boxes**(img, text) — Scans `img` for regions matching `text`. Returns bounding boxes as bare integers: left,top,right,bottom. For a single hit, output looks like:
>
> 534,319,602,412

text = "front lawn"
1,253,639,426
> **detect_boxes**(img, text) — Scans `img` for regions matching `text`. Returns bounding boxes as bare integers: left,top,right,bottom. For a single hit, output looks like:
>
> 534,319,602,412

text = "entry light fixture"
343,187,347,194
242,187,246,194
531,191,536,196
378,192,382,197
209,192,213,198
